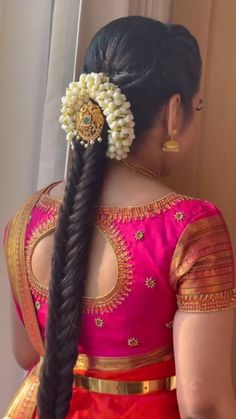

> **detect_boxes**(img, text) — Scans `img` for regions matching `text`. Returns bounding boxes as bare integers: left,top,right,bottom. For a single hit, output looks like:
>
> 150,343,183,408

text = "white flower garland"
59,72,135,160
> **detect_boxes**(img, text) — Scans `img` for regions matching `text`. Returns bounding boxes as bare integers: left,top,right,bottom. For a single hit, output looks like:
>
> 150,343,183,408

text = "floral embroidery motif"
135,230,145,241
165,321,174,329
128,337,139,347
145,277,156,289
95,318,105,328
174,211,185,222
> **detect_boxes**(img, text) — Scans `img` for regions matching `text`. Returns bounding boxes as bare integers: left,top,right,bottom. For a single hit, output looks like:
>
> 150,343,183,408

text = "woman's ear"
166,94,181,136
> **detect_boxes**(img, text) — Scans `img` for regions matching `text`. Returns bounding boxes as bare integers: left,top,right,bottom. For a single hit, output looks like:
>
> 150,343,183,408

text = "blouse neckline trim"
43,183,186,222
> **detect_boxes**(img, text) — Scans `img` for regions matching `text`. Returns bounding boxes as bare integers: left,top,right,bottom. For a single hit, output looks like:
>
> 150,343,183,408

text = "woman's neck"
97,159,172,208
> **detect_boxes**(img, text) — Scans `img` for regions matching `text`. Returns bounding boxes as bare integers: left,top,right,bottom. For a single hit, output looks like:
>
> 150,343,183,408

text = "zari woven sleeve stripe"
170,213,236,312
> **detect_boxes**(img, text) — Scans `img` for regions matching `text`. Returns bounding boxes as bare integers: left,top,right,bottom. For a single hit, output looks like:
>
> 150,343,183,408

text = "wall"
169,0,236,391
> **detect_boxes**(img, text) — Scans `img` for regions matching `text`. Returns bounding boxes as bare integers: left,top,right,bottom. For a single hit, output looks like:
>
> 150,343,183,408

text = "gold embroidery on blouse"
26,187,188,314
83,217,133,314
35,187,61,215
25,218,57,302
170,214,236,312
25,207,133,314
177,289,236,312
145,277,156,289
95,318,105,328
128,337,139,347
135,230,145,241
43,191,187,222
174,211,185,222
74,344,173,372
96,193,187,222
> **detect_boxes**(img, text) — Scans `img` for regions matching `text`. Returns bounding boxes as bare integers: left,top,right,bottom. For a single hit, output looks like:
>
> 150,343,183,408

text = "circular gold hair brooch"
76,101,104,147
60,73,135,159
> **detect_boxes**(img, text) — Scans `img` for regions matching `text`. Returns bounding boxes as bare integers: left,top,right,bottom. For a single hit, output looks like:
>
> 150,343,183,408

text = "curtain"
0,1,81,414
167,0,236,253
129,0,172,22
37,0,82,189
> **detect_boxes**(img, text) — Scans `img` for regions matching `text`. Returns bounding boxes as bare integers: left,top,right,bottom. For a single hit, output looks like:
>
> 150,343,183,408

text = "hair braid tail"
38,140,107,419
38,141,84,418
53,141,107,418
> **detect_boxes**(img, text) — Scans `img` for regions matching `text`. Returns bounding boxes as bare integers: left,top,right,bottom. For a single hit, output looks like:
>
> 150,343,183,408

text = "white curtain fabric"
0,2,53,415
37,0,82,189
0,0,81,414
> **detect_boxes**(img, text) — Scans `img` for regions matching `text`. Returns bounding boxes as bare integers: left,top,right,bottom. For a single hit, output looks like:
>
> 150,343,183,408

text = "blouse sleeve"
170,209,236,312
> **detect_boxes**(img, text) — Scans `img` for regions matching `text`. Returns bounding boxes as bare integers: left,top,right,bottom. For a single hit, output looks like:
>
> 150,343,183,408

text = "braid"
37,138,107,418
37,140,84,417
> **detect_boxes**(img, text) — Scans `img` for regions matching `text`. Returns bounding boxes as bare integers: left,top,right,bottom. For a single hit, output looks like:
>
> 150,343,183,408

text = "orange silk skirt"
66,358,180,419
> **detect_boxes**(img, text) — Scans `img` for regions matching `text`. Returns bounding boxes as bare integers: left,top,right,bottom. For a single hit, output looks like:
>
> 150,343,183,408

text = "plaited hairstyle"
37,16,201,418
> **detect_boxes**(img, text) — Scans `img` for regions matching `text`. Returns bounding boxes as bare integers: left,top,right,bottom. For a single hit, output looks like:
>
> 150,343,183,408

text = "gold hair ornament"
60,73,135,160
76,102,104,148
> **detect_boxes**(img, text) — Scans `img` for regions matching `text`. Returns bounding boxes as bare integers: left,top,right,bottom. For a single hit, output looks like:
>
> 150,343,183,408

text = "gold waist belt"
74,374,176,395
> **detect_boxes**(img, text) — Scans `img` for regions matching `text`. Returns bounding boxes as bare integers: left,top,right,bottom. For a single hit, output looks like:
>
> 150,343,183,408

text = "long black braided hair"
37,16,201,418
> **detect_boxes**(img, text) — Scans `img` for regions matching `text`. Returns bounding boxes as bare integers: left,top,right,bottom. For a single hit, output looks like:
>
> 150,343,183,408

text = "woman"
4,16,236,419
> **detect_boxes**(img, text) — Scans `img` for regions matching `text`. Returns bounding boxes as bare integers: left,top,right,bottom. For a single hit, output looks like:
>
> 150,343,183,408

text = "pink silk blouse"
7,182,235,370
4,182,236,418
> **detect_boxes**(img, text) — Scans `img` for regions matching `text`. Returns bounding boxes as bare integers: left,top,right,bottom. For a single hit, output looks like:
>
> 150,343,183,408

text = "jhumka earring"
162,128,180,152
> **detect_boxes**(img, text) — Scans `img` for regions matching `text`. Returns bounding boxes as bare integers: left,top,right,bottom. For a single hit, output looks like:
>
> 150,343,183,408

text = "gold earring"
162,128,180,152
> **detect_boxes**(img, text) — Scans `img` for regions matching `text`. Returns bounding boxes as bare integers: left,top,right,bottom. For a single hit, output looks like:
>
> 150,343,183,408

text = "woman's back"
33,167,173,302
